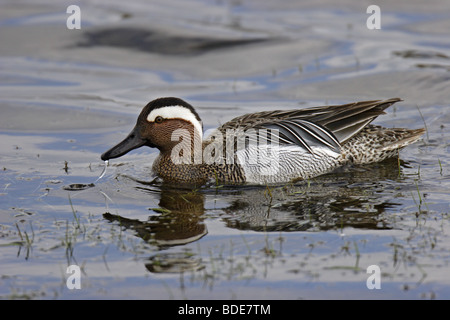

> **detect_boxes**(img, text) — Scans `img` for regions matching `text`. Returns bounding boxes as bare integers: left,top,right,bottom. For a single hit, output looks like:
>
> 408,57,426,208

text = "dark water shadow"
77,27,275,56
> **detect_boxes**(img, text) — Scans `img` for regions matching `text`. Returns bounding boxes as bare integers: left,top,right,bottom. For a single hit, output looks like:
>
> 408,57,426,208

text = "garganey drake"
101,97,425,185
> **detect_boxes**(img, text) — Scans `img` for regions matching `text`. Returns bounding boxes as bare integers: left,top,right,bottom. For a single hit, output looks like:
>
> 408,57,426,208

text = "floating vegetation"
62,160,108,191
63,183,95,191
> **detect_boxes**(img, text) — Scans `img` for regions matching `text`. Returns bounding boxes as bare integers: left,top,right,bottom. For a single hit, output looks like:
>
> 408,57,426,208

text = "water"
0,0,449,299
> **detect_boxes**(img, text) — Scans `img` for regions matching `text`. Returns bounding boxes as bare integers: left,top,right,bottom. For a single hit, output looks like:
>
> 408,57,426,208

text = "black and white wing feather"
215,98,402,154
260,119,341,154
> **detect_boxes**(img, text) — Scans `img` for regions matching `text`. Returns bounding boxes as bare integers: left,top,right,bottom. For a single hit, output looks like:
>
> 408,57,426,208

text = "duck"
101,97,425,185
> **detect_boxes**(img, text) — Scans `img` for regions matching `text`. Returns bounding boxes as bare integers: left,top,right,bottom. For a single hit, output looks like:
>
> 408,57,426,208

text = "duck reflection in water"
104,158,407,242
103,187,207,248
103,186,207,273
221,160,402,232
102,158,407,272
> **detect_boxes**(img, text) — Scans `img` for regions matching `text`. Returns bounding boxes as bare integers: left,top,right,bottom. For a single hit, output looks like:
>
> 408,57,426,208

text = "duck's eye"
154,116,164,124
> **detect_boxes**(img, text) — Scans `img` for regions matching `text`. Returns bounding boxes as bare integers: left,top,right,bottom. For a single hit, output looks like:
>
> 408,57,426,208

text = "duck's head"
101,97,203,161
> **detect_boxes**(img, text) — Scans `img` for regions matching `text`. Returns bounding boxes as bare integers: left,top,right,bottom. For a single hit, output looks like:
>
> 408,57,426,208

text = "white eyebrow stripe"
147,105,203,137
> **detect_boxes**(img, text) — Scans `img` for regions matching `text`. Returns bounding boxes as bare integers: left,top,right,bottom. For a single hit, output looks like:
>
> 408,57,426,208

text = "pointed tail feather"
381,128,426,151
